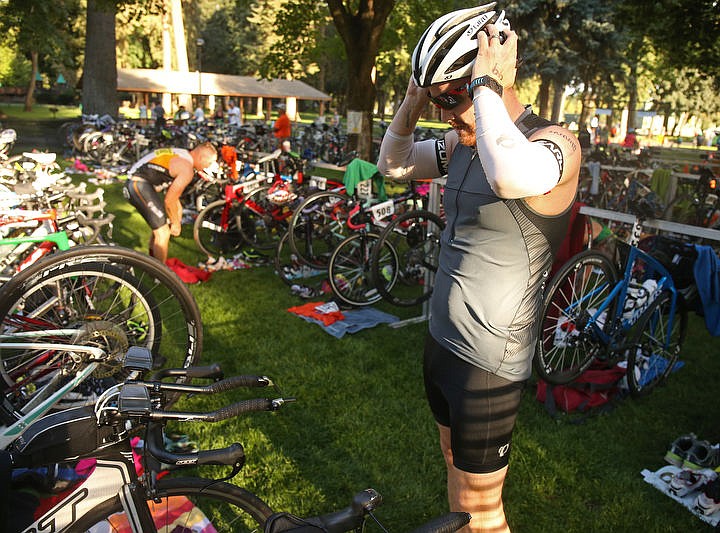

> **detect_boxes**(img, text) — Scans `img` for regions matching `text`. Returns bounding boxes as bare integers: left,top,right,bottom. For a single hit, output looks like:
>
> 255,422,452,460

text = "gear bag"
536,362,627,418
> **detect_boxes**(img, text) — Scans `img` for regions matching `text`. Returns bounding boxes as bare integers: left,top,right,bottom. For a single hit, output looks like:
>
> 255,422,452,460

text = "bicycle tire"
0,245,202,408
72,476,274,533
625,290,687,397
287,190,351,269
534,250,619,385
328,232,398,307
238,186,286,250
370,209,444,307
0,261,160,411
194,199,245,258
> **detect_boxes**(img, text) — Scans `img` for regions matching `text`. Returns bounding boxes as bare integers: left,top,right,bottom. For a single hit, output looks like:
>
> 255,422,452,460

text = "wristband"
467,76,503,99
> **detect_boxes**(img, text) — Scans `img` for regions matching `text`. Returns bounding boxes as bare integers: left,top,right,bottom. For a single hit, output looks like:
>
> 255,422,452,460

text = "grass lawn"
6,106,719,532
89,178,720,533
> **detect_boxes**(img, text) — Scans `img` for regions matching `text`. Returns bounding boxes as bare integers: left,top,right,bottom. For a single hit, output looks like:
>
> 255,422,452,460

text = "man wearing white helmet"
378,4,580,532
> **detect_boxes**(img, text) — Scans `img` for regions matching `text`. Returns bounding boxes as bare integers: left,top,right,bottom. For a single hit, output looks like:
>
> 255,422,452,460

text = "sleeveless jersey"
128,148,192,186
429,109,572,382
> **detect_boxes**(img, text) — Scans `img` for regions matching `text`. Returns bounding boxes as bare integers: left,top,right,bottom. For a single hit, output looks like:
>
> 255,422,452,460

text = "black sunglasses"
427,86,467,110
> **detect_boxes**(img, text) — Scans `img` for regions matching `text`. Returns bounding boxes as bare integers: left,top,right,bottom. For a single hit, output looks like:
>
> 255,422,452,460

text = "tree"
0,0,81,111
82,0,119,116
324,0,395,160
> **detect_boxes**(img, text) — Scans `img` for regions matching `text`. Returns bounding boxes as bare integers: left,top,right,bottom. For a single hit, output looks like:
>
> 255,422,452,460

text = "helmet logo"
465,12,494,37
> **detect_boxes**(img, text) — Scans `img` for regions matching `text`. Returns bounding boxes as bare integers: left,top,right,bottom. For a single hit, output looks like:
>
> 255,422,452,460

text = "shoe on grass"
665,433,698,467
683,440,720,470
668,468,714,497
695,477,720,516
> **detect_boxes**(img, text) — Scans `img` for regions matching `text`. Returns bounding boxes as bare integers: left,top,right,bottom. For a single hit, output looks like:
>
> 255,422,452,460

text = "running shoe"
696,477,720,516
683,440,720,470
665,433,698,467
668,469,711,497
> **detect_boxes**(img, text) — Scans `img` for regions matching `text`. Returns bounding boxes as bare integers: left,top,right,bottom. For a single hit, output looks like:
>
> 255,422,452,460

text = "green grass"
88,180,720,533
0,102,81,121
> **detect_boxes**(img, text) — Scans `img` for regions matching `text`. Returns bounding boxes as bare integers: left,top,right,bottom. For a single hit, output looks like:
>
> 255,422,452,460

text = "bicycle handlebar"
144,422,245,468
408,512,471,533
146,397,292,422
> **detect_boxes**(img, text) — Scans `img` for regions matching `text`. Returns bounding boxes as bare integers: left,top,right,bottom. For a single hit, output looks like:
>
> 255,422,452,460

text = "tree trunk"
24,51,38,112
82,0,118,117
537,76,551,119
550,79,564,123
326,0,395,162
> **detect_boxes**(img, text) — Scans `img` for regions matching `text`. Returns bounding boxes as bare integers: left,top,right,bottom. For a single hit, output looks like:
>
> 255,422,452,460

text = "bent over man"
377,4,580,532
124,143,217,263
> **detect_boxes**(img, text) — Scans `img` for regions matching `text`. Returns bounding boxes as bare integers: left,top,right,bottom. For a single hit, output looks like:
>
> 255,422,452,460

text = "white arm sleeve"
473,89,563,198
377,129,447,181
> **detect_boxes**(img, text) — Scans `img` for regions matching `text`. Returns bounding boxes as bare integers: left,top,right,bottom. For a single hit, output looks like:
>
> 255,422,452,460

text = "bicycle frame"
0,209,71,280
0,343,106,449
567,243,679,358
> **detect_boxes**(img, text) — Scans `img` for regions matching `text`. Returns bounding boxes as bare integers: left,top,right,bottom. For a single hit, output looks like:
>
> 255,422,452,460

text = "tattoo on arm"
546,130,577,153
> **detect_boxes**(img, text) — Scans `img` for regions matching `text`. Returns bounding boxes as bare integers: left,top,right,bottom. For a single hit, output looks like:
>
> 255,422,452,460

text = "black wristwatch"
466,76,503,99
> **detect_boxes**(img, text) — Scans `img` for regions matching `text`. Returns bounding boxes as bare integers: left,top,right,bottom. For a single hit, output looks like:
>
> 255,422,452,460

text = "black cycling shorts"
123,177,167,230
423,334,526,474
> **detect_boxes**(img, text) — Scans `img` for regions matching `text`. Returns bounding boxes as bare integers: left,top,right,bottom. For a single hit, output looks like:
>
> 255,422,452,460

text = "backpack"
536,362,627,421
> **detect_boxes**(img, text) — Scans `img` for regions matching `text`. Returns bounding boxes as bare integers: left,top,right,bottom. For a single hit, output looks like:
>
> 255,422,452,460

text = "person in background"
273,103,291,145
151,100,166,134
213,105,224,123
377,5,580,532
138,102,148,125
173,105,188,125
622,128,639,150
194,103,205,123
227,100,242,126
123,143,218,263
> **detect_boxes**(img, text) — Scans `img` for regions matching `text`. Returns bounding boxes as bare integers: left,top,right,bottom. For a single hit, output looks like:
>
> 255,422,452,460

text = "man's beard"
449,118,476,146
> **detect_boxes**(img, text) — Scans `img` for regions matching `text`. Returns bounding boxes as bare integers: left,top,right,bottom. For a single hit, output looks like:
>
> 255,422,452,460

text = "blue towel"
693,244,720,336
293,306,399,338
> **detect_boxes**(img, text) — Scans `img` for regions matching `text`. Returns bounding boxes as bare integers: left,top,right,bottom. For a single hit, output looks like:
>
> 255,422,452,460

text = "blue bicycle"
535,217,688,397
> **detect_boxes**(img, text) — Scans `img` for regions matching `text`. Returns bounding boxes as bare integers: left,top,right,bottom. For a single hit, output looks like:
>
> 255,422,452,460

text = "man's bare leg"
151,225,171,263
438,424,511,533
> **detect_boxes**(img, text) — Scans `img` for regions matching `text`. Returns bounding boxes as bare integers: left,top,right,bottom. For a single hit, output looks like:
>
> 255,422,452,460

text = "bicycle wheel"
370,209,444,307
238,186,286,250
73,477,274,533
287,190,351,269
625,290,687,397
534,250,619,385
0,245,202,410
329,232,398,307
194,199,245,258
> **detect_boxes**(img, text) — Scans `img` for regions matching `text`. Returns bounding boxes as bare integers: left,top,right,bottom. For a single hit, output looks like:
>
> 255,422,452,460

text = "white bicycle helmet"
412,3,511,88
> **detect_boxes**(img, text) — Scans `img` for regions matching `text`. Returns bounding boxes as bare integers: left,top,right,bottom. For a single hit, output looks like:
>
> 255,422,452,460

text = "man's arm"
377,77,452,181
470,24,579,204
165,157,194,236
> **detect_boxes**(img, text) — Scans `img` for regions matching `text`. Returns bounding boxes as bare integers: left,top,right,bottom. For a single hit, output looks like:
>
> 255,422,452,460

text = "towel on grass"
166,257,212,284
288,302,399,338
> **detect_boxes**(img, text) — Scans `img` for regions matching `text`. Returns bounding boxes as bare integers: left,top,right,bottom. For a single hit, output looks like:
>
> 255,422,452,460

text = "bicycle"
4,351,470,533
535,215,688,397
4,351,292,532
0,245,203,412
